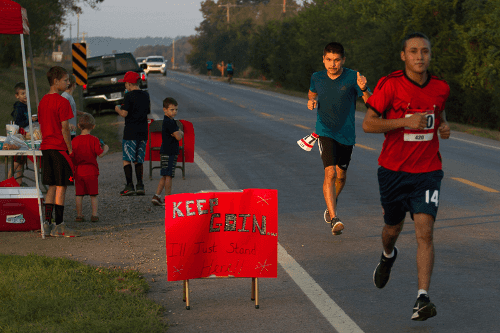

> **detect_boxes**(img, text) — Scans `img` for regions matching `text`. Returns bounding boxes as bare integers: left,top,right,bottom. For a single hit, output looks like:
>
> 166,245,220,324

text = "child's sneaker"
42,222,54,237
50,223,81,237
120,183,135,196
152,194,164,206
136,183,145,195
297,133,319,151
91,216,99,222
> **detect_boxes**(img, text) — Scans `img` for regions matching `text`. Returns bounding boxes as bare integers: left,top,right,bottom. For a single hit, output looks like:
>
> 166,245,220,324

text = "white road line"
449,136,500,150
193,151,364,333
278,244,364,333
194,152,229,191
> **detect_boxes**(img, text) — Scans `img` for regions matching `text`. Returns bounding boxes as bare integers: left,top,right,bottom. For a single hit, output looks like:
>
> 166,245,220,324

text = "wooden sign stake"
182,277,259,310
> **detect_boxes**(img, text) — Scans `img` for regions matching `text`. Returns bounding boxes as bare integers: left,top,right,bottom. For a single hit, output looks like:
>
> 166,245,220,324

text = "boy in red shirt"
71,113,109,222
362,32,450,321
39,66,79,237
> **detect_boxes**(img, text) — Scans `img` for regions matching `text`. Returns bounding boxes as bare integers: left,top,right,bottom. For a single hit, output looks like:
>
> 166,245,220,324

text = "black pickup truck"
83,52,148,114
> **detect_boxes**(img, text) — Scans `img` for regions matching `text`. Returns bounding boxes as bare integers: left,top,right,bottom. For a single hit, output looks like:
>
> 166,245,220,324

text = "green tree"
0,0,104,68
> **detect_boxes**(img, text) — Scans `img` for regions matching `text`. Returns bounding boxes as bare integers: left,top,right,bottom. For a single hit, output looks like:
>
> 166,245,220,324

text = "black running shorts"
42,150,74,186
318,136,353,170
378,166,444,226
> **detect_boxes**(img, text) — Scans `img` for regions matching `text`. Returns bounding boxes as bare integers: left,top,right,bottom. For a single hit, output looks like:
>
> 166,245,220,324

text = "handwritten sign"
165,189,278,281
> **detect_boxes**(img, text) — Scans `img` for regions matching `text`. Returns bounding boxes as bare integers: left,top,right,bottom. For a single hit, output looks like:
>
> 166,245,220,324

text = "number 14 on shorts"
425,190,439,207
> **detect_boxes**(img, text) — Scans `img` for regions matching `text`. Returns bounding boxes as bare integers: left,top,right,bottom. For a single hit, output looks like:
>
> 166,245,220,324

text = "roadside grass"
90,114,123,154
0,254,168,332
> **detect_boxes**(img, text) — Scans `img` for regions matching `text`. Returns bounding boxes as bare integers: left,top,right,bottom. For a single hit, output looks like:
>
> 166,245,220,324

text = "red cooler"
0,188,43,232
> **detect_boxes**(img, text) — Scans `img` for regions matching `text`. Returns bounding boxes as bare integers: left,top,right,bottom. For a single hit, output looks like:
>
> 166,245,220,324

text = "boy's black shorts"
318,136,353,170
378,166,444,226
42,150,74,186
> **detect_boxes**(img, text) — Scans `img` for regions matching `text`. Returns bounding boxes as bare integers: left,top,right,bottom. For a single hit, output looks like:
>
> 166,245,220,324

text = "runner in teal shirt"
304,42,372,236
310,67,362,145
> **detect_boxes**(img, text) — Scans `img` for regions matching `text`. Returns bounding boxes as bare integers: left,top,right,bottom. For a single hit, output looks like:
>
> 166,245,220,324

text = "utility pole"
219,3,239,24
77,13,79,41
172,39,175,69
81,32,87,43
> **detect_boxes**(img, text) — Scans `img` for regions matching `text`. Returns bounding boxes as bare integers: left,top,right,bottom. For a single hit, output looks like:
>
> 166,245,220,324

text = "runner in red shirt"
362,32,451,321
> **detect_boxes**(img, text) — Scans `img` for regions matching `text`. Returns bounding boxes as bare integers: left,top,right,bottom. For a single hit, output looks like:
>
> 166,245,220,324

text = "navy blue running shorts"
378,166,444,225
160,154,178,177
318,136,353,170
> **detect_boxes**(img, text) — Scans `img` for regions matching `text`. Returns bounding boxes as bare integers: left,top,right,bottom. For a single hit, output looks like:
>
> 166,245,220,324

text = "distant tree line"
188,0,500,130
0,0,103,68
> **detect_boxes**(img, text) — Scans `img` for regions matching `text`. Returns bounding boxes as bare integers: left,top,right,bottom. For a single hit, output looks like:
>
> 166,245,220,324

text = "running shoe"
91,216,99,222
411,294,437,321
324,208,330,223
373,247,398,288
50,223,81,237
75,216,84,222
152,194,164,206
331,217,344,235
136,183,145,195
120,183,135,196
42,222,53,237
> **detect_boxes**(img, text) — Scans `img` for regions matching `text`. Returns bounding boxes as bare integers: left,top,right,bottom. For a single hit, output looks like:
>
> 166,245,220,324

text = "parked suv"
84,52,148,114
144,56,166,76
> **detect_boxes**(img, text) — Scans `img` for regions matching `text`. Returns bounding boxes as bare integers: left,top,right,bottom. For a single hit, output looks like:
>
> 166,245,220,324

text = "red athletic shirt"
366,70,450,173
38,93,74,151
70,134,104,177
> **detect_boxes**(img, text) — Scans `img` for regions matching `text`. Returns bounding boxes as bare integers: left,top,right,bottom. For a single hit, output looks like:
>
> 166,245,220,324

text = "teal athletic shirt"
309,68,364,145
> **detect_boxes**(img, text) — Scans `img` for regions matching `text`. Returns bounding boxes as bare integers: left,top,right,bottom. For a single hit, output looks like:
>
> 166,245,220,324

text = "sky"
62,0,305,40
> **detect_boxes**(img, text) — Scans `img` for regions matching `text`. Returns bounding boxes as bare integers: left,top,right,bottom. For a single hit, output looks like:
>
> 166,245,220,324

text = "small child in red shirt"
70,113,109,222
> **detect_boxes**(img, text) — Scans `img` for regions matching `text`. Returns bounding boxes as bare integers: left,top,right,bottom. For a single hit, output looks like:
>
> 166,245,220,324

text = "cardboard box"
0,187,43,232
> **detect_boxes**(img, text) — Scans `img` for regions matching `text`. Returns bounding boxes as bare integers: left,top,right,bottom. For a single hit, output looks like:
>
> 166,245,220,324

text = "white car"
144,56,166,76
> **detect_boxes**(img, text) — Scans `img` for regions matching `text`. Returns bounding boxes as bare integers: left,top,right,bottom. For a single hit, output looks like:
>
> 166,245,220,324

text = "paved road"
146,71,500,332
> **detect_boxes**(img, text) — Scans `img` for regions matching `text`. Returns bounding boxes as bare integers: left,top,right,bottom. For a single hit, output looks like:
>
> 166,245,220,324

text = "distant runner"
206,60,213,79
227,62,234,83
307,42,371,235
362,32,451,321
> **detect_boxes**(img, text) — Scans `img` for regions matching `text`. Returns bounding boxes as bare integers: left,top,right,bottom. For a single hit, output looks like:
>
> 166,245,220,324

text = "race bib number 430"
404,110,435,142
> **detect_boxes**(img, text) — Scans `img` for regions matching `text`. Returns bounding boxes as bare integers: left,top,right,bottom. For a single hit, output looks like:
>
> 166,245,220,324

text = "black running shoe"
331,217,344,235
411,294,437,321
120,183,135,196
136,183,145,195
373,247,398,288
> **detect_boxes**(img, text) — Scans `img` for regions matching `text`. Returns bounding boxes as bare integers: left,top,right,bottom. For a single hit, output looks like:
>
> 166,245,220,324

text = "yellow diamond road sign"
72,43,87,85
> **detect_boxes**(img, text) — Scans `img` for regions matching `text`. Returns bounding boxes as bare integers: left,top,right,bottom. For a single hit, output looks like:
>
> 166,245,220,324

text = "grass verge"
0,254,168,332
90,114,123,154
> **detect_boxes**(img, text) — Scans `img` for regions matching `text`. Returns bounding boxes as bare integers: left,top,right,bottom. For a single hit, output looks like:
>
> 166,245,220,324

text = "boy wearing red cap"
115,71,150,196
